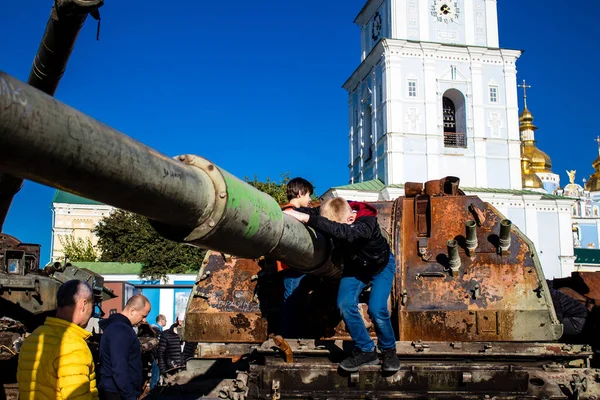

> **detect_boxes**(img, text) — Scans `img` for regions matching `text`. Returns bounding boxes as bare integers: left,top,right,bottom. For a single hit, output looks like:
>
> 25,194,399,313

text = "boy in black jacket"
157,318,196,376
278,177,314,338
284,197,399,372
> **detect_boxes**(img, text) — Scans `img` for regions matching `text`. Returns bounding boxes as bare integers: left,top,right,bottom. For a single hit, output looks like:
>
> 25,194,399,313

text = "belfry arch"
442,89,467,148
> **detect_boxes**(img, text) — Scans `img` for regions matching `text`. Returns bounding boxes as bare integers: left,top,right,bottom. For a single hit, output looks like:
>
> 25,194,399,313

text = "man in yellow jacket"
17,279,98,400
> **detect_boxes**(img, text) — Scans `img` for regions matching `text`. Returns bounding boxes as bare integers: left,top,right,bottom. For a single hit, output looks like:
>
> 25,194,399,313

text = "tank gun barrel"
28,0,103,96
0,0,103,231
0,72,330,272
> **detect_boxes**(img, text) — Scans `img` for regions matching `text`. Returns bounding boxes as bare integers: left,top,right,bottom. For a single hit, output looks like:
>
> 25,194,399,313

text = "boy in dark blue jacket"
284,197,399,372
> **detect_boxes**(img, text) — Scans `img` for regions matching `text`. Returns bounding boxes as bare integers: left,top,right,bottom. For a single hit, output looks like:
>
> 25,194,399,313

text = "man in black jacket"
98,294,151,400
157,318,196,376
547,280,589,338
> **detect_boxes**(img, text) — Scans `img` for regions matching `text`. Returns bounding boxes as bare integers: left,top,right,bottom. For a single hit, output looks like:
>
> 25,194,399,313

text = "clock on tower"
430,0,460,24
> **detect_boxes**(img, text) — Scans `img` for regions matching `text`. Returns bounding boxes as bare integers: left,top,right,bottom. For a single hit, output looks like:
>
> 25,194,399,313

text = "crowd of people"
17,281,196,400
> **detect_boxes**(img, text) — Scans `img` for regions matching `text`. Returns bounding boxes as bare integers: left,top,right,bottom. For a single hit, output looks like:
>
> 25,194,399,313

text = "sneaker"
339,348,379,372
381,347,400,372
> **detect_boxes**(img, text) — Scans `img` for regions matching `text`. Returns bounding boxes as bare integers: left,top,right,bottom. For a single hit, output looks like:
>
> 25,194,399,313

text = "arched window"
572,224,582,248
442,89,467,148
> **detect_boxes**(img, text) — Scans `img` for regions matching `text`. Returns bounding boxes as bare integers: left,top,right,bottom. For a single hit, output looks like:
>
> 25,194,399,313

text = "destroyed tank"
0,233,115,398
1,1,600,398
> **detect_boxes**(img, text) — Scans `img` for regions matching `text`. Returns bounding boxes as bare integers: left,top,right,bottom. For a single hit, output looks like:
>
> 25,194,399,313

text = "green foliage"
244,173,290,204
58,236,98,262
93,210,206,280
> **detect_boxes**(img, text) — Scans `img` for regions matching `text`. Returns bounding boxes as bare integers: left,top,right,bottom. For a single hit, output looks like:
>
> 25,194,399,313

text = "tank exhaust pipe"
447,240,461,276
465,220,478,253
498,219,512,253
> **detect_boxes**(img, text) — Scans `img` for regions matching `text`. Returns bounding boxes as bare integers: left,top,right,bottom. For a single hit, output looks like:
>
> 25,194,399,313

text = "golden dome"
521,157,543,189
585,155,600,192
519,103,553,174
519,106,535,130
523,143,552,173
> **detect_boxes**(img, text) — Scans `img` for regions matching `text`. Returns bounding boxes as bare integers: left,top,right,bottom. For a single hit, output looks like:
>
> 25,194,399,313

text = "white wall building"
337,0,577,279
345,0,521,189
51,190,114,263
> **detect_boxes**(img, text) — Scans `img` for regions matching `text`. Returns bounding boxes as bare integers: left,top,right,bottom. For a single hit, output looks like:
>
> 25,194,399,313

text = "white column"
422,47,438,180
470,54,487,187
160,288,175,325
50,206,56,263
485,0,499,47
502,56,522,189
557,200,576,278
348,93,354,182
361,26,367,61
386,46,405,184
596,219,600,248
395,0,408,39
419,0,430,42
463,0,475,45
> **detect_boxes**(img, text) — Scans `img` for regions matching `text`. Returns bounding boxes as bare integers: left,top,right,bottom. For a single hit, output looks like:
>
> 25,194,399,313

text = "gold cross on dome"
518,79,531,108
595,135,600,156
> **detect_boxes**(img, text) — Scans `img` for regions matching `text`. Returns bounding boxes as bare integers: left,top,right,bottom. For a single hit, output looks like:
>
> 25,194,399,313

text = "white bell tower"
345,0,522,189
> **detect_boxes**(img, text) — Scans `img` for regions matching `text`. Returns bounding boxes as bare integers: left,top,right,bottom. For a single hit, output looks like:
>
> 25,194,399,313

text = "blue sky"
1,1,598,264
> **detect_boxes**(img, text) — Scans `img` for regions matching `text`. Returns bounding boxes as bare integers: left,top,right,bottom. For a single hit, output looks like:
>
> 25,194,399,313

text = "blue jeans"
150,360,160,389
281,269,306,337
337,255,396,352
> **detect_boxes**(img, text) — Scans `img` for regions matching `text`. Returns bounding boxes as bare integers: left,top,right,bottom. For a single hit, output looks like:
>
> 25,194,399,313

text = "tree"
58,236,98,262
93,210,206,280
244,173,290,204
244,172,319,203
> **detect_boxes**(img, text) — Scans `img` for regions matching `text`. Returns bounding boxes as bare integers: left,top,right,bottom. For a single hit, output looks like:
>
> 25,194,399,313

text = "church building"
331,0,577,279
345,0,521,189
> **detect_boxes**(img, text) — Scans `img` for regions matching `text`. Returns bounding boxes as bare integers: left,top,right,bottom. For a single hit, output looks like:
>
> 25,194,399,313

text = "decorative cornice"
343,41,385,91
343,39,521,93
354,0,386,25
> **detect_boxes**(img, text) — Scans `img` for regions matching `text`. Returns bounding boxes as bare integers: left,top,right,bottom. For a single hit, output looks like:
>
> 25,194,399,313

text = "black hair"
56,280,93,308
286,177,314,201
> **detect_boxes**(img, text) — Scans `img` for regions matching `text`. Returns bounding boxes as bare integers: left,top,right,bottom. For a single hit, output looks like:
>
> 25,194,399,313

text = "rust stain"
230,313,251,330
397,188,553,342
186,251,265,342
